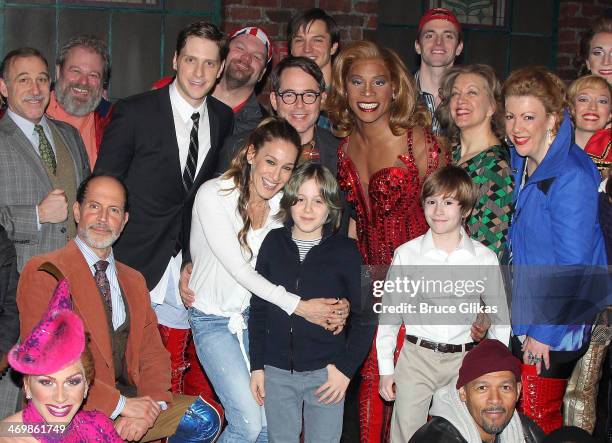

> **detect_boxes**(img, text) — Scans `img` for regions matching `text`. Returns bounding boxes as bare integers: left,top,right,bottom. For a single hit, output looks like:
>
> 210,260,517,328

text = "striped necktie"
182,112,200,192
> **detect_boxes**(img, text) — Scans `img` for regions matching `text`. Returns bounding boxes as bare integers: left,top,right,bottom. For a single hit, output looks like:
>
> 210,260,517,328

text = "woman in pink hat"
0,278,121,443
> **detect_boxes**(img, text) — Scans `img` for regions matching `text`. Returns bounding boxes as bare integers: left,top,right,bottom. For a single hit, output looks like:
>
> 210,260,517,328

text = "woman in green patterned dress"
437,64,514,261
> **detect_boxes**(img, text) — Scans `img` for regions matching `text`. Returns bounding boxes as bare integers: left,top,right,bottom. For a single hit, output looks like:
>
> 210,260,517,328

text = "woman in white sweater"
185,117,348,443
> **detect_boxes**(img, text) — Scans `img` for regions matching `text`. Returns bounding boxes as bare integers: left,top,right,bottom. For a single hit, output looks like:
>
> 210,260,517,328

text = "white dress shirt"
7,110,56,155
377,229,511,376
74,236,126,329
149,81,211,324
190,176,301,317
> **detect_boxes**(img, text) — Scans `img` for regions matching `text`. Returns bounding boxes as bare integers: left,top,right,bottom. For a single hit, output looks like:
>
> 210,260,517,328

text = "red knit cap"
456,339,521,389
418,8,461,33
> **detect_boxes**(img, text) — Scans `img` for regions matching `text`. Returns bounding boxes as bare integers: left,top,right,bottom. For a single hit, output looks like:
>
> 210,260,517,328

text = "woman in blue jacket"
503,66,608,434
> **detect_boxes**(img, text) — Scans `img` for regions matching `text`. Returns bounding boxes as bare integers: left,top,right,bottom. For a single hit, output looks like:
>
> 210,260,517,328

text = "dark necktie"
94,260,112,313
182,112,200,192
34,124,57,175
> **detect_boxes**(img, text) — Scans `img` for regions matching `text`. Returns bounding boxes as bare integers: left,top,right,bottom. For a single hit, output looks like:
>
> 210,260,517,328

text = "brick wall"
557,0,610,81
222,0,379,49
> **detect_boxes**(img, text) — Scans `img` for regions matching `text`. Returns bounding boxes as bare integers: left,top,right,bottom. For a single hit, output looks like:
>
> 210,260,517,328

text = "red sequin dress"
337,128,443,443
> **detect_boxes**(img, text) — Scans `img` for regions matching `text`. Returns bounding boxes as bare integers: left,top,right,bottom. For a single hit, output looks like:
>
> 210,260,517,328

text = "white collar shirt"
377,229,510,375
8,110,56,155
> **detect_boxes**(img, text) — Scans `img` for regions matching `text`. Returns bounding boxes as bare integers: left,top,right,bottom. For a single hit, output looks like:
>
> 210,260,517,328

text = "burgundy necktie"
94,260,112,313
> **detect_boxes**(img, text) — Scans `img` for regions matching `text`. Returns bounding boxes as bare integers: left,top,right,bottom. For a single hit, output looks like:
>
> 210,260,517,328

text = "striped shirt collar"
74,235,117,272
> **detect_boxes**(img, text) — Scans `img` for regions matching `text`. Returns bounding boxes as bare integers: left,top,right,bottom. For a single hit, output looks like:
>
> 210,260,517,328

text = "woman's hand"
179,263,195,307
522,336,551,375
315,364,350,404
294,298,350,334
379,374,395,401
250,370,265,406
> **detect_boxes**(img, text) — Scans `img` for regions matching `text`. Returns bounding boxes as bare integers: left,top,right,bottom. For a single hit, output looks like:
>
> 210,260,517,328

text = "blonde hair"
437,64,504,144
502,66,567,135
568,75,612,126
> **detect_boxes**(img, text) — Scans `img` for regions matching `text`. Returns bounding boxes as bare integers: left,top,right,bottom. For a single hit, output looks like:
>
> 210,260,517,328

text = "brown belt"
406,335,476,353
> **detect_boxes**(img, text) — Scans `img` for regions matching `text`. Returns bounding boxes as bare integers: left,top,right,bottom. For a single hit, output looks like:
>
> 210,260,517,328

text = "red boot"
157,325,190,394
358,326,405,443
518,364,567,434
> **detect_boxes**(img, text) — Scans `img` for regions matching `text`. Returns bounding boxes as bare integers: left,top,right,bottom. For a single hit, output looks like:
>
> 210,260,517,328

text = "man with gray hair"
47,35,113,168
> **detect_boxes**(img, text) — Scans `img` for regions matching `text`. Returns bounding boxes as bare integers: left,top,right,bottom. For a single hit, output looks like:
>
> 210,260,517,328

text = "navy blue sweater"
248,227,375,378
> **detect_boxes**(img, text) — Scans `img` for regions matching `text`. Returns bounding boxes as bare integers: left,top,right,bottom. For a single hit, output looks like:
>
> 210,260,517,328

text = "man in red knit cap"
410,339,544,443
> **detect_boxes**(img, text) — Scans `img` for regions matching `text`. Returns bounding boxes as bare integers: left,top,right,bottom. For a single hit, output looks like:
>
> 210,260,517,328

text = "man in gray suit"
0,47,89,272
0,47,88,419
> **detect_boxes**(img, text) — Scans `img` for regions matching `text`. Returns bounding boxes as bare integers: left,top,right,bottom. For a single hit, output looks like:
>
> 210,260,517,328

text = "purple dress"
22,401,122,443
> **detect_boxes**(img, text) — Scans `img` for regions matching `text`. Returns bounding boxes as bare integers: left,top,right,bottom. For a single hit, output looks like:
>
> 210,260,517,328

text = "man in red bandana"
414,8,463,135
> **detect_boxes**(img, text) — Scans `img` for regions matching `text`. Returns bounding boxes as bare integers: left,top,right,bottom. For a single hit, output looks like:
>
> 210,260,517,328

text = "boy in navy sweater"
248,162,375,443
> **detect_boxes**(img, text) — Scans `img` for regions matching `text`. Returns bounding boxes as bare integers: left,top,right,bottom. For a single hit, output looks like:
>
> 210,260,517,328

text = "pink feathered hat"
9,279,85,375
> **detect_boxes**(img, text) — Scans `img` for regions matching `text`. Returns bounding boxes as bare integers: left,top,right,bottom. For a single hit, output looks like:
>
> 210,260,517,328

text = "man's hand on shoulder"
179,262,195,307
121,396,161,427
114,416,150,442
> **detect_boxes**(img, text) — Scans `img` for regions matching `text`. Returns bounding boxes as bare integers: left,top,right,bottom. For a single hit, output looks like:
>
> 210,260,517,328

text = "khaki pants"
391,341,466,443
141,394,196,442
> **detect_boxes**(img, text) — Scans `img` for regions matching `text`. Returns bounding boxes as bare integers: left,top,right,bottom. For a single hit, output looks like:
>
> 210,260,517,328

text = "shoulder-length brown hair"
326,40,430,138
502,66,567,136
576,16,612,77
222,117,301,258
436,64,505,145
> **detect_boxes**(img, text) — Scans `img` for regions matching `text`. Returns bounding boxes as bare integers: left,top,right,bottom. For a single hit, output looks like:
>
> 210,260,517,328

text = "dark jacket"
409,415,544,443
95,86,234,289
248,226,375,379
93,97,113,155
232,92,268,136
0,225,19,361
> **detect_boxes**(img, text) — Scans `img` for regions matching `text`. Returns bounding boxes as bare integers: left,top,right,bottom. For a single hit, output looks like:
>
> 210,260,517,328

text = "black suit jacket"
94,86,233,289
0,224,19,360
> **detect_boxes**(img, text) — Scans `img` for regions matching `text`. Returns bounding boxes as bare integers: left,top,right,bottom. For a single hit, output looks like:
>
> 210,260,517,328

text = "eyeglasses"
276,90,321,105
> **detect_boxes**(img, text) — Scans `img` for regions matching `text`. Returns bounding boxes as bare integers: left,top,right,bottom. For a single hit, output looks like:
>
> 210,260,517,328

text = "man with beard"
410,339,544,443
414,8,463,135
47,36,113,169
17,174,222,442
211,27,271,134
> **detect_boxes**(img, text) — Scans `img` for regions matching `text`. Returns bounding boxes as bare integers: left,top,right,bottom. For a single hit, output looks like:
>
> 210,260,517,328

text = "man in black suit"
94,21,233,400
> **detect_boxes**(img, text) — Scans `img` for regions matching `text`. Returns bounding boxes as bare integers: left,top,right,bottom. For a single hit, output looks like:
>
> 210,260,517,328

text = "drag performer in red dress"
327,40,447,442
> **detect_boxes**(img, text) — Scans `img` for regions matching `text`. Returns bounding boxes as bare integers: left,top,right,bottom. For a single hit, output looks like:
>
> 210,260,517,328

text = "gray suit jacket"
0,115,89,271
